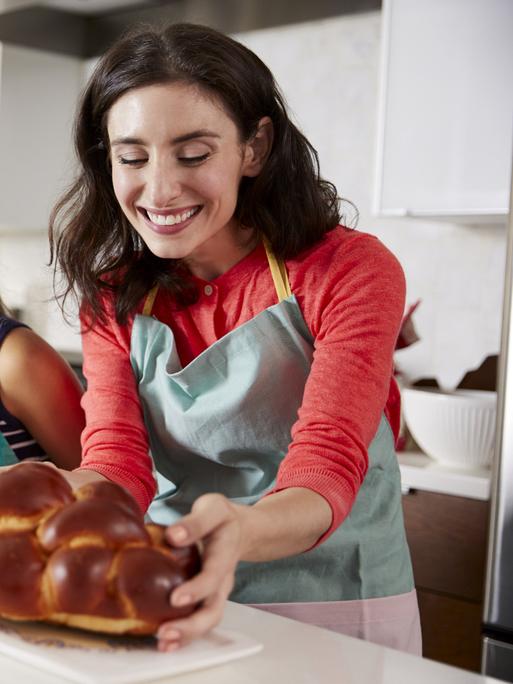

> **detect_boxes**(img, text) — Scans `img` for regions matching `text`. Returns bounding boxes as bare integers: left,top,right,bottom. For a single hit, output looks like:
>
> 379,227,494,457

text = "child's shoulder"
0,324,48,370
0,316,28,345
0,326,74,406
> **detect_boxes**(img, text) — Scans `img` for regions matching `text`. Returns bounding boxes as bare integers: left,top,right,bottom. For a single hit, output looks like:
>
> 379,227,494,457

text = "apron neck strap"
142,284,159,317
263,240,292,302
141,240,291,316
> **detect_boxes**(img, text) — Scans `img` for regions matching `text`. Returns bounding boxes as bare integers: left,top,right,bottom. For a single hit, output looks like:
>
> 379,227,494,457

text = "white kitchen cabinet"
374,0,513,222
0,43,82,231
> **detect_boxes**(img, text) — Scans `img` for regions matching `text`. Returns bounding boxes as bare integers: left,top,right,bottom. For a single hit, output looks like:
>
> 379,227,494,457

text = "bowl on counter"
401,387,497,469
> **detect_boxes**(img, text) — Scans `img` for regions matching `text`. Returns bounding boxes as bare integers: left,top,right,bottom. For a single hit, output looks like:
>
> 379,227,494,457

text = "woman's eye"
179,153,210,165
118,157,146,166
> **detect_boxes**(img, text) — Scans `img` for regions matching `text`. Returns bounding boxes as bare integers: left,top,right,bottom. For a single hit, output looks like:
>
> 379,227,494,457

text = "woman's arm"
0,327,85,470
78,297,157,511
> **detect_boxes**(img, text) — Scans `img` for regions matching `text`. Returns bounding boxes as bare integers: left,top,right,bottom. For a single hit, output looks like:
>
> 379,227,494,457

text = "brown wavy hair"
50,22,348,325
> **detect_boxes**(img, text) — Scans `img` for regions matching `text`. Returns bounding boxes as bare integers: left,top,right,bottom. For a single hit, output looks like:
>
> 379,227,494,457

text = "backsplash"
0,11,507,385
0,232,81,353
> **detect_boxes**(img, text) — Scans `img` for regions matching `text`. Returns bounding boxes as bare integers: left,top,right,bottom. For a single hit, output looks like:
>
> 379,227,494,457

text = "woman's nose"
144,162,182,208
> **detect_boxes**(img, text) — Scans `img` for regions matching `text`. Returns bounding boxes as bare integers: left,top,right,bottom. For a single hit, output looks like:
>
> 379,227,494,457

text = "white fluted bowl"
402,388,497,469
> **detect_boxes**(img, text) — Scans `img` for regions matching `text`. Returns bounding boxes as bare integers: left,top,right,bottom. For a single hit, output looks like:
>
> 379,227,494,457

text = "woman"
50,23,421,654
0,296,84,468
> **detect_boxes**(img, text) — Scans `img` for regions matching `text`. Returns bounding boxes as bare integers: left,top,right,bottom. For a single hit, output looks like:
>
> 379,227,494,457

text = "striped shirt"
0,316,46,461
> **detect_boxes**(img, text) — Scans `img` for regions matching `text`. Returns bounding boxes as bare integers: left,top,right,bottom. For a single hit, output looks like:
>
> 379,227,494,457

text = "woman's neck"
184,223,258,281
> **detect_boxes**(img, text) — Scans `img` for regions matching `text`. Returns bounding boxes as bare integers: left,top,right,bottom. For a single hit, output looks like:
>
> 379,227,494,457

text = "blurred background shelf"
398,450,491,501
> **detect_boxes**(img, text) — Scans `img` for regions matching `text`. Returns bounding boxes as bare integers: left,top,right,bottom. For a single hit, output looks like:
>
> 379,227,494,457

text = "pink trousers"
249,589,422,656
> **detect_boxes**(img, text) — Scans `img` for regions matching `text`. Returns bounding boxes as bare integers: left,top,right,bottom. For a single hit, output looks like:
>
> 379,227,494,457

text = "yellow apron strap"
263,240,292,302
142,284,159,316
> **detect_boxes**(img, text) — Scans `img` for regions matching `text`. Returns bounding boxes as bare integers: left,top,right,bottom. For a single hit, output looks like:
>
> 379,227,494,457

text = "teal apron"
130,244,421,653
0,431,19,466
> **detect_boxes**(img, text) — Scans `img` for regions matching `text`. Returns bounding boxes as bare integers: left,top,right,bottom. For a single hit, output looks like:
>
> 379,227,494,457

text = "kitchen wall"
235,13,507,390
0,231,82,353
0,10,507,384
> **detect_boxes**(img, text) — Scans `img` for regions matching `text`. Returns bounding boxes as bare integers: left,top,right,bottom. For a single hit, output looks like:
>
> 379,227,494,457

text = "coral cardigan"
79,226,405,541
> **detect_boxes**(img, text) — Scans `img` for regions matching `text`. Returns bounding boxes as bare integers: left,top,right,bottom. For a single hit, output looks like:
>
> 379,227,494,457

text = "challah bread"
0,462,200,635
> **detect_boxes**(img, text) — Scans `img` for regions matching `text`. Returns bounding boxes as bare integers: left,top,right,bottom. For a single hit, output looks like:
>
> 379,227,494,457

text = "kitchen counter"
0,601,506,684
398,450,491,500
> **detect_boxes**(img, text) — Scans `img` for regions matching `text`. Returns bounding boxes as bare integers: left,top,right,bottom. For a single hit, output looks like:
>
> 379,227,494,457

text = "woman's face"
107,82,266,276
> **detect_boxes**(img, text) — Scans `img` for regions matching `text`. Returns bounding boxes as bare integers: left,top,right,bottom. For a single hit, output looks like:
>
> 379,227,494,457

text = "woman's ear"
242,116,274,177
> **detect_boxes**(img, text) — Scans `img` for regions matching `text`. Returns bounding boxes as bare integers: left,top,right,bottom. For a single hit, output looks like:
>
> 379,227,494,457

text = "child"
49,23,421,655
0,296,84,468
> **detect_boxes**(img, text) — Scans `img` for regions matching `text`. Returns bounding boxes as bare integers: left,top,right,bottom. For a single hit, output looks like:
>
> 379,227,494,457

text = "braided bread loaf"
0,462,200,635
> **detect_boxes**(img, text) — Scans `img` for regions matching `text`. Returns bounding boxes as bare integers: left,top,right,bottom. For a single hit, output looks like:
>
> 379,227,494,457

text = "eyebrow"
110,129,221,147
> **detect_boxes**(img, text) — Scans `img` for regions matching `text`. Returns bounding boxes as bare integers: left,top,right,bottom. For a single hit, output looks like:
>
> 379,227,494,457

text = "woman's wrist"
231,500,269,563
233,487,333,563
65,467,109,490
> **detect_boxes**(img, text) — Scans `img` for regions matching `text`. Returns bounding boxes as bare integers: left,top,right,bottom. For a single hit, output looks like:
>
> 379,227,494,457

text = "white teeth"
147,207,197,226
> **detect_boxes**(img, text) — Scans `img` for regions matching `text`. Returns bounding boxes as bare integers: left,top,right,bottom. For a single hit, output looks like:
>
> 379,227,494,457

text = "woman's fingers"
165,493,242,606
156,494,242,651
170,498,241,601
165,493,236,547
158,494,241,651
157,573,234,649
170,528,238,607
157,639,180,653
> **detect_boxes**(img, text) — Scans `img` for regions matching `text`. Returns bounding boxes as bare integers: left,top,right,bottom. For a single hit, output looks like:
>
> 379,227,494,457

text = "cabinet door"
402,490,489,672
402,489,489,601
417,590,483,671
374,0,513,221
0,43,82,231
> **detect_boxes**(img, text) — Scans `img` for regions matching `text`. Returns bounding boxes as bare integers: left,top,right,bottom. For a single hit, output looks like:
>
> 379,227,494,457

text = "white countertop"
398,450,491,500
0,601,506,684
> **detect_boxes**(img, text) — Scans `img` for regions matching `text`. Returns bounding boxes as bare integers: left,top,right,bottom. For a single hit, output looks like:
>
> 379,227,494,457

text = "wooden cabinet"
374,0,513,222
0,43,82,231
402,489,489,671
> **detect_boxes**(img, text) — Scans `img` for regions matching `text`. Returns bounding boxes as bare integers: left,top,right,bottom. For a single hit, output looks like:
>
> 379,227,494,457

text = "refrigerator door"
482,155,513,677
483,299,513,631
483,638,513,682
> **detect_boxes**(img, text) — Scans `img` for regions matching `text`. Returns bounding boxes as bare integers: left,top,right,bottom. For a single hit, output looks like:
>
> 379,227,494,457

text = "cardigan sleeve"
78,297,157,512
272,233,406,544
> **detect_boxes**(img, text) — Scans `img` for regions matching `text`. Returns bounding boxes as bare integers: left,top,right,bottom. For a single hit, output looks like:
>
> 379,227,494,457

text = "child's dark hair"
50,22,346,325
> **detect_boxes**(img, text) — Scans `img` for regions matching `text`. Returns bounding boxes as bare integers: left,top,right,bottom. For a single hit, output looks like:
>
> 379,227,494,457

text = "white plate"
0,618,262,684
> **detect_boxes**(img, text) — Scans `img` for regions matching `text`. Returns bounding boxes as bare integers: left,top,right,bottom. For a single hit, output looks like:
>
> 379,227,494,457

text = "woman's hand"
156,487,332,652
157,493,245,652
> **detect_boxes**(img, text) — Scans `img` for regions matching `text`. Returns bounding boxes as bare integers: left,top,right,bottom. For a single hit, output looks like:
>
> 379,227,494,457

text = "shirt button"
204,284,214,296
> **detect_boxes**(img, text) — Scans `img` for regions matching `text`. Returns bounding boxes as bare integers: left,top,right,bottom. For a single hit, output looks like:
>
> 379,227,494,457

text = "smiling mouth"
143,206,202,226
